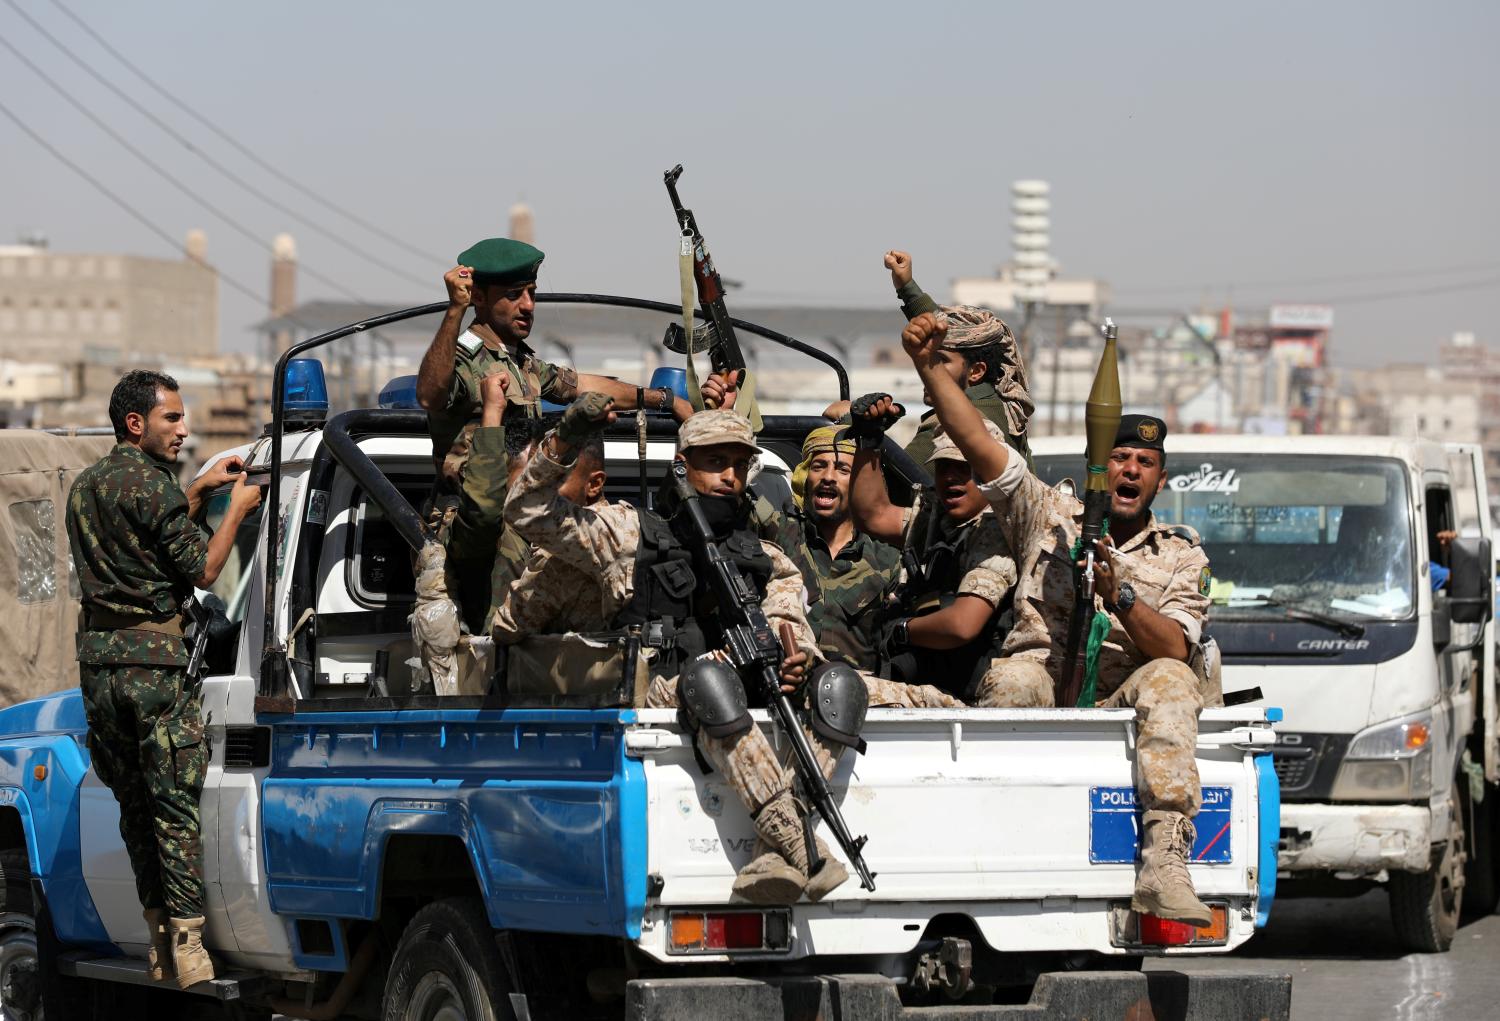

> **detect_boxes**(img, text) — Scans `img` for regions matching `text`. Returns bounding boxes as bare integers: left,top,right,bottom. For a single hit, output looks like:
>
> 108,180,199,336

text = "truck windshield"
1033,454,1415,622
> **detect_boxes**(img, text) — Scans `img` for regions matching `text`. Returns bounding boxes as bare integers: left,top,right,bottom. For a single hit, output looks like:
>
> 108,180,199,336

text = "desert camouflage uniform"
506,448,960,820
970,455,1216,816
65,443,209,919
426,331,578,629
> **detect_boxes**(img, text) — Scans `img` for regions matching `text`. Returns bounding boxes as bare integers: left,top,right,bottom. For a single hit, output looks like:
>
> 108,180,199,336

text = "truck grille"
1270,733,1351,800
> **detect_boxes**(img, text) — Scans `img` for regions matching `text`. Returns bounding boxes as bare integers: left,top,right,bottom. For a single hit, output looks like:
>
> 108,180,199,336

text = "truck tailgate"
628,706,1275,959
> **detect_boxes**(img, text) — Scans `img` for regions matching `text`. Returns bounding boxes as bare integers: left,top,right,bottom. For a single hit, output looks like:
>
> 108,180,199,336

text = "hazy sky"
3,0,1497,366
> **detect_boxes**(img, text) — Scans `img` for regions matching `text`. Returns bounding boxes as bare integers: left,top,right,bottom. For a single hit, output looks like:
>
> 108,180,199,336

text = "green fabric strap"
1070,512,1111,708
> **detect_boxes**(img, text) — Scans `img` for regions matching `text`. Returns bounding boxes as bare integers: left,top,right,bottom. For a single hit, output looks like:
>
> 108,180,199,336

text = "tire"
382,899,514,1021
1462,780,1499,920
1390,793,1466,952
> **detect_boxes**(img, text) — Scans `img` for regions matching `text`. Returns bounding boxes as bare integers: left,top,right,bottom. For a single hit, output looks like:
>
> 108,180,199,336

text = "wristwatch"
1106,581,1136,616
890,617,911,650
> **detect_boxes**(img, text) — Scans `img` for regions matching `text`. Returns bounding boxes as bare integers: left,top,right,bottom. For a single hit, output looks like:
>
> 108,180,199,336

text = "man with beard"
769,426,900,672
416,238,693,631
845,404,1017,697
505,400,961,904
67,370,262,988
892,311,1218,929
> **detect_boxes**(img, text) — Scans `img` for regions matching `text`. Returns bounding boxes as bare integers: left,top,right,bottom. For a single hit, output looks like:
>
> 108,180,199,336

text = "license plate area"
1089,786,1233,864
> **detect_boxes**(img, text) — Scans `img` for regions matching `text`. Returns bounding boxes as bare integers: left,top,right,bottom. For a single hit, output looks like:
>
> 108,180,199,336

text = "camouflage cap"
926,418,1008,464
677,409,758,454
456,237,544,284
938,305,1013,351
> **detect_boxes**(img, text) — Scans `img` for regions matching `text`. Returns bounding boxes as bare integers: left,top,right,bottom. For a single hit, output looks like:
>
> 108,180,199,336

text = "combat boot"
732,792,809,905
1132,810,1213,928
142,908,173,982
802,835,850,903
170,915,215,989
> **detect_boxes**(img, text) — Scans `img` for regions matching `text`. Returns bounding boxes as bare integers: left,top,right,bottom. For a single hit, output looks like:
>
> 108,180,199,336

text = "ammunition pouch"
505,631,650,708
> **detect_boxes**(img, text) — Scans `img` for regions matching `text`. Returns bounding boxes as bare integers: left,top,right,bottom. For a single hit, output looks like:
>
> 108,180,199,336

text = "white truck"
1033,433,1499,953
0,300,1289,1019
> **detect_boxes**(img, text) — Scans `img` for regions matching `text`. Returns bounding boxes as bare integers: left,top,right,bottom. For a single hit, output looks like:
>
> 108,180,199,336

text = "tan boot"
731,793,809,905
1132,810,1213,928
803,836,850,903
142,908,173,982
170,915,215,989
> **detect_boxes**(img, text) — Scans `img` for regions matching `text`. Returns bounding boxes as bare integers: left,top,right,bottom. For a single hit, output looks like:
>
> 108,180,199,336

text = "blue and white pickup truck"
0,299,1289,1020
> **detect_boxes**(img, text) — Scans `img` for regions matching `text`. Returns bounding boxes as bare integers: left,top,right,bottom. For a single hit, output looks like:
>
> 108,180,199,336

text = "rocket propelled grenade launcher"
1057,318,1121,708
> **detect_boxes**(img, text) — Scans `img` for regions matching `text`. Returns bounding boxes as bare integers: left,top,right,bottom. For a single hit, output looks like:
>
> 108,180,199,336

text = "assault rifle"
1057,319,1121,708
669,461,877,891
663,164,748,387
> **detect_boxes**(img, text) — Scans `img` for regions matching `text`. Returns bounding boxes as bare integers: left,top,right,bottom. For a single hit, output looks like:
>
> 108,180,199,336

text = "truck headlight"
1330,711,1433,802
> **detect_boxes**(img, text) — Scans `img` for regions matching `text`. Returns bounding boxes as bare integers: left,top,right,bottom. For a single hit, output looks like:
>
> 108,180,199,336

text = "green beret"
1115,414,1167,451
456,238,544,284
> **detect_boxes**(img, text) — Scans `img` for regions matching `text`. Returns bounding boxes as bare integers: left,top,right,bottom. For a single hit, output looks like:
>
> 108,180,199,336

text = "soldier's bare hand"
901,312,948,363
701,370,743,411
444,265,474,309
777,622,808,692
1089,536,1120,606
198,454,246,491
884,250,913,289
229,472,263,514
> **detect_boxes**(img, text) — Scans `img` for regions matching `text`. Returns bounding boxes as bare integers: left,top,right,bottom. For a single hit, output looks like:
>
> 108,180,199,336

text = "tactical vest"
886,500,1012,698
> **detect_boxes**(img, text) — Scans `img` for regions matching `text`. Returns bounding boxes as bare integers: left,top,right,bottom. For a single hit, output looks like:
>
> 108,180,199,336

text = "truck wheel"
0,848,42,1021
382,899,514,1021
1390,794,1466,952
1462,780,1499,920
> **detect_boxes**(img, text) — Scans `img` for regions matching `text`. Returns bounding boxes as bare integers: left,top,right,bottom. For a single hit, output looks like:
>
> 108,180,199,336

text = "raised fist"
884,250,913,289
901,312,948,362
556,391,616,446
841,392,906,447
444,265,474,308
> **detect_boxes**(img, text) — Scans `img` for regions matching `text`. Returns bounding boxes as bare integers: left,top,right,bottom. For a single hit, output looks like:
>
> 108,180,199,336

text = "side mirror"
1431,593,1452,652
1447,535,1492,625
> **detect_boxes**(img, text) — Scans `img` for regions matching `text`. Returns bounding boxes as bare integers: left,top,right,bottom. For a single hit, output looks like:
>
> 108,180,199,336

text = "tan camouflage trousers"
972,657,1206,816
79,664,206,919
647,672,964,815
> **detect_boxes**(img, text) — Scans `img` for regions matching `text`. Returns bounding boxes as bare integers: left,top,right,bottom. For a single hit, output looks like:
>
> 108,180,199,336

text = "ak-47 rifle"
669,461,877,891
663,165,749,395
1057,318,1122,708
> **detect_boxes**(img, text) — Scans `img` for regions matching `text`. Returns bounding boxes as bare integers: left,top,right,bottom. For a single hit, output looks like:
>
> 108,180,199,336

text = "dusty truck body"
0,300,1288,1020
1034,433,1499,954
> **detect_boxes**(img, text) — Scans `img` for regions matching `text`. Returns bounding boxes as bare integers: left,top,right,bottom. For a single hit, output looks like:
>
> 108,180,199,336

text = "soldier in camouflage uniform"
762,425,898,672
506,400,961,905
846,410,1017,696
66,370,262,988
414,238,694,632
892,312,1221,928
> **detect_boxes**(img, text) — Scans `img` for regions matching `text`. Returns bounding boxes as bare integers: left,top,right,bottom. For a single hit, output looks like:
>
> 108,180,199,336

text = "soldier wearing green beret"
415,237,695,632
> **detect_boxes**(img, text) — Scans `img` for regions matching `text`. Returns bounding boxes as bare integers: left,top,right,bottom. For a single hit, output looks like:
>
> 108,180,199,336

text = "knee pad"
807,660,868,748
679,659,752,739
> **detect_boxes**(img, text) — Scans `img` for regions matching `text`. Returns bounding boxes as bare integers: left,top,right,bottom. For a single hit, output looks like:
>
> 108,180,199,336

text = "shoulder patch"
1199,565,1212,597
1166,523,1201,546
457,329,484,354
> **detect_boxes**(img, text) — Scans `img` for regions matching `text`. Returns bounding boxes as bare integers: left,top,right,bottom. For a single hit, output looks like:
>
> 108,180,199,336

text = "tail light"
1113,903,1230,948
667,909,792,954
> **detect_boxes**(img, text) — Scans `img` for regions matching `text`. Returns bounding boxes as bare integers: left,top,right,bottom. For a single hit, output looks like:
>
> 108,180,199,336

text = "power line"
0,98,301,325
0,31,368,304
43,0,450,269
5,0,436,291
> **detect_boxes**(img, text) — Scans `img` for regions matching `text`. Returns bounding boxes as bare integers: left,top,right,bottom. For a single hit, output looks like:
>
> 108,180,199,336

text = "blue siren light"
649,366,690,405
379,374,422,410
283,358,329,424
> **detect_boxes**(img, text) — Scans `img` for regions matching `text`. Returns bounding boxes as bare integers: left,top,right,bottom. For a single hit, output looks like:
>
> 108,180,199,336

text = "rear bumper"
627,971,1292,1020
1277,802,1431,874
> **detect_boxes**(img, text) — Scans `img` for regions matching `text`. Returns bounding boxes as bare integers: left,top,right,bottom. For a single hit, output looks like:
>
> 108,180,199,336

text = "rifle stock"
669,462,877,891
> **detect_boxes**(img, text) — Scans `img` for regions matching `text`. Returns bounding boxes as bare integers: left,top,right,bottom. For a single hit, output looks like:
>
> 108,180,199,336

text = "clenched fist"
884,250,913,289
556,392,616,447
901,312,948,363
444,265,474,309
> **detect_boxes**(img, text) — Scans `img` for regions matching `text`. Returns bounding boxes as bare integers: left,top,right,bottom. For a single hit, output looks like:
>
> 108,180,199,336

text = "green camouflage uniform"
428,337,578,631
905,384,1034,473
770,508,898,672
65,443,208,919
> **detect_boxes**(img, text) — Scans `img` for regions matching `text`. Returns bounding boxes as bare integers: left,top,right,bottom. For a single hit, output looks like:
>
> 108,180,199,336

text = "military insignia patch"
1138,420,1161,442
1199,566,1212,596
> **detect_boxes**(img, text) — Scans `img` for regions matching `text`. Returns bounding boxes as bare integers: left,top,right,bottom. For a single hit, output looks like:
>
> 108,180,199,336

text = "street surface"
1149,891,1500,1019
